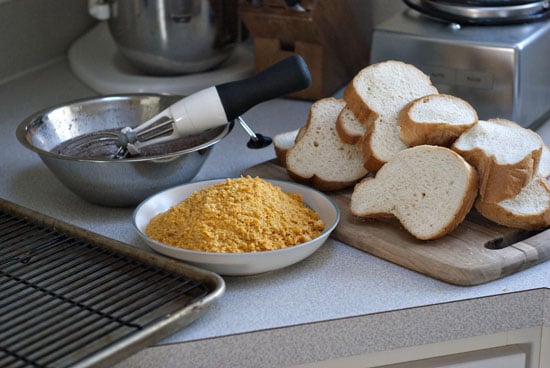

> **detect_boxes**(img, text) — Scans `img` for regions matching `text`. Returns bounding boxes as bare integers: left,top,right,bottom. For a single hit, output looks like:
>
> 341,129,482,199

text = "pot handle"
88,0,110,20
215,55,312,121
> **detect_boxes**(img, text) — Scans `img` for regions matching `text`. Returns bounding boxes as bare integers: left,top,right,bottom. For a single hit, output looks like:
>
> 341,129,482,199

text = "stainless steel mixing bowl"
16,94,232,207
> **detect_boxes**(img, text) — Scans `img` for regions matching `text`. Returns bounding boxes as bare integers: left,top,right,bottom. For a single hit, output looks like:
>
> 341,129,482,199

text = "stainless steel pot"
89,0,240,75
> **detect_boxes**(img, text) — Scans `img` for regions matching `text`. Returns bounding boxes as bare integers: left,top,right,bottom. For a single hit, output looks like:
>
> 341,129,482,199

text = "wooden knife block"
240,0,369,100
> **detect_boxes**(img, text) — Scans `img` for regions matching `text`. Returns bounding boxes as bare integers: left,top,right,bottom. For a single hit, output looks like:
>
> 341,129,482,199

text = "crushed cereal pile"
145,176,325,253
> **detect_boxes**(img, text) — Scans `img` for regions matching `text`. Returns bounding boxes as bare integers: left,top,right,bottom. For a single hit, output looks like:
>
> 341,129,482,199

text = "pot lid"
436,0,545,5
403,0,550,24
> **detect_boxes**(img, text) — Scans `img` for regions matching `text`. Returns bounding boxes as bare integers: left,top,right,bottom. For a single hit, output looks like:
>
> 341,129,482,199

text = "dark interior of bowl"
20,94,230,160
49,126,226,159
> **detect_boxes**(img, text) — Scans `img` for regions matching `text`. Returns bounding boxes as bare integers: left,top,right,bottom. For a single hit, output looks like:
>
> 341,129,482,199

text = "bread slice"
273,129,299,166
475,176,550,230
286,98,368,191
358,117,409,172
344,61,439,126
398,94,478,147
336,105,365,144
350,145,478,240
452,118,543,204
538,144,550,178
343,60,438,172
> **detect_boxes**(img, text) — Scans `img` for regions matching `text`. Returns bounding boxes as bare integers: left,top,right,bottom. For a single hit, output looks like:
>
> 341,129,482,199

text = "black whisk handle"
215,55,312,121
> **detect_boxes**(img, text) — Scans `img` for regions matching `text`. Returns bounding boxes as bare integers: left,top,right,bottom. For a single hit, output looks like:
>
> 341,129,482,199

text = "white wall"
0,0,95,83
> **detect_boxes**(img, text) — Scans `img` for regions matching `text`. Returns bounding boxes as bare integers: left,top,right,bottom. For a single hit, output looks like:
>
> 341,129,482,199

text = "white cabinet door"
379,345,526,368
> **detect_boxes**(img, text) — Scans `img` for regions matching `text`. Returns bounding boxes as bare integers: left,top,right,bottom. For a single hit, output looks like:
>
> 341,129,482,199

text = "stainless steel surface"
89,0,240,75
420,0,550,19
56,130,129,159
16,94,232,207
403,0,550,24
0,197,224,368
370,10,550,128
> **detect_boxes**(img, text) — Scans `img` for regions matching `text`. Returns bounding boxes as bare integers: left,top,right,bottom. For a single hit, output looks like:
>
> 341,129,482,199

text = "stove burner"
403,0,550,25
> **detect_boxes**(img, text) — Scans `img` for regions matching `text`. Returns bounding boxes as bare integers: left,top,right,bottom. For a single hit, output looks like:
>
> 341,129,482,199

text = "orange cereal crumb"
145,176,325,253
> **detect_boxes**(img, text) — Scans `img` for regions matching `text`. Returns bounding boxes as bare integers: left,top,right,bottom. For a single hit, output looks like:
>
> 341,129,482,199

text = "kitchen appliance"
88,0,240,75
57,55,311,159
370,0,550,128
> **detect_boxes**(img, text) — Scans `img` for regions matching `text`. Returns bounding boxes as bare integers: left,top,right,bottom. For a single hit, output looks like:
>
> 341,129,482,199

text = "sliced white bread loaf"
343,60,438,172
286,97,368,191
273,129,299,166
336,105,365,144
475,176,550,230
452,118,543,204
350,145,478,240
398,94,478,147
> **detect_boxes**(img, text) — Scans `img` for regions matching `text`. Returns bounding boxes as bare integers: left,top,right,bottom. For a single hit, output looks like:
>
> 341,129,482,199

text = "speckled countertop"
0,59,549,368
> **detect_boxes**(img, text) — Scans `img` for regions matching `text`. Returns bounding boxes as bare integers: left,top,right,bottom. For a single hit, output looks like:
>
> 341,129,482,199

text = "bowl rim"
132,178,341,258
15,93,233,163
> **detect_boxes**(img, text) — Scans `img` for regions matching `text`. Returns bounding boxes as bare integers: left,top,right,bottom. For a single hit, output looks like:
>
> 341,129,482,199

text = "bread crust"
463,147,541,203
274,146,288,166
475,176,550,230
273,129,299,166
343,83,379,128
398,94,478,147
357,123,388,173
438,162,479,239
335,106,365,145
287,171,361,192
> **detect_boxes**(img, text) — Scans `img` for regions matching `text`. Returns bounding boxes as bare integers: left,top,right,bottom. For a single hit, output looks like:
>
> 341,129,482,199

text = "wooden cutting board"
244,160,550,286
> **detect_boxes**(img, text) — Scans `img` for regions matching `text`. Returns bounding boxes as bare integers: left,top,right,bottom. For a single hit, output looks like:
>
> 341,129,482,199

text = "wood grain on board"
244,160,550,286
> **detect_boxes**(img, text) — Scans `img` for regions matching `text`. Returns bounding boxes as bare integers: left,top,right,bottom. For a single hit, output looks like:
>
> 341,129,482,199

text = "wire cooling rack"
0,199,224,368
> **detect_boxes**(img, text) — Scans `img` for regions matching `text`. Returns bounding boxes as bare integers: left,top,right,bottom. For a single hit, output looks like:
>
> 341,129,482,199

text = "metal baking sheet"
0,198,225,368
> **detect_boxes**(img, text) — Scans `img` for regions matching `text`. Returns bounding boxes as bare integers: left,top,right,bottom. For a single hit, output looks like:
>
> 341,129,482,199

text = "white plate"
68,23,254,96
133,178,340,276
